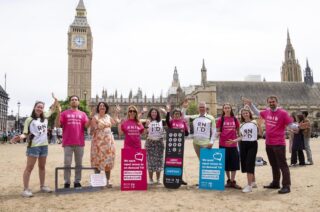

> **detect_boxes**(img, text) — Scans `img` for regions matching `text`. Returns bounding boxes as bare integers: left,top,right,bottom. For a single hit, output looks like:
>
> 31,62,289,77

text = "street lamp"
17,101,20,132
84,91,87,104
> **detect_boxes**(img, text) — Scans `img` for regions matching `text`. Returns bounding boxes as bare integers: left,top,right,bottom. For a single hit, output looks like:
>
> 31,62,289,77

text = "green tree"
48,98,90,128
186,101,198,115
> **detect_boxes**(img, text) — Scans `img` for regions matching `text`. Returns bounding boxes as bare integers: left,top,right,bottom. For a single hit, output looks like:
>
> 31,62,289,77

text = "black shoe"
263,183,280,189
64,183,70,189
225,179,232,188
181,180,188,185
74,182,82,189
278,187,290,194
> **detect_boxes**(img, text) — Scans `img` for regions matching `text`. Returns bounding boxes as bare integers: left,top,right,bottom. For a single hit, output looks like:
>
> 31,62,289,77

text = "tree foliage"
186,101,198,115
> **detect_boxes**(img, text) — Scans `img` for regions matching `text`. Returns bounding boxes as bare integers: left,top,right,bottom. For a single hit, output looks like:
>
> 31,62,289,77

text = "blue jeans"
26,146,48,157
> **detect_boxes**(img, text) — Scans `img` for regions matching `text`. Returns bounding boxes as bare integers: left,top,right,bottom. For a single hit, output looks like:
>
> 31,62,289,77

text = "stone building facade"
0,85,9,131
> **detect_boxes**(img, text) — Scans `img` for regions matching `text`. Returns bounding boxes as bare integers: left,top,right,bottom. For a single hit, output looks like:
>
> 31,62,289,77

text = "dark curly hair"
96,102,109,114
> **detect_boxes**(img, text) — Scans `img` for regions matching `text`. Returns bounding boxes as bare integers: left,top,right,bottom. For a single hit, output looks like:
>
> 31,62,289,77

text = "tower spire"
201,59,207,87
76,0,86,10
172,66,180,87
287,29,291,45
304,58,314,86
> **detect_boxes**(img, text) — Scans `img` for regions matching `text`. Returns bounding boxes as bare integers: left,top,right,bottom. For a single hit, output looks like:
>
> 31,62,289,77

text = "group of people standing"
13,93,314,197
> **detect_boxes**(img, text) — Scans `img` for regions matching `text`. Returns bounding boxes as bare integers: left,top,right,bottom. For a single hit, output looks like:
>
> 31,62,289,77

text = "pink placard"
121,148,147,191
165,158,183,166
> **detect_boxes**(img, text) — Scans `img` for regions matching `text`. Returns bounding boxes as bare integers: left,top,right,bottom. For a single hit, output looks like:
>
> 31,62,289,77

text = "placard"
121,148,147,191
199,148,225,191
163,128,185,189
90,173,107,187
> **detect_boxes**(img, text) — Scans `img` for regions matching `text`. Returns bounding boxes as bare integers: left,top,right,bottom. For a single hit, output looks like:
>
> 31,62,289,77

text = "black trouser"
291,150,305,165
266,145,291,187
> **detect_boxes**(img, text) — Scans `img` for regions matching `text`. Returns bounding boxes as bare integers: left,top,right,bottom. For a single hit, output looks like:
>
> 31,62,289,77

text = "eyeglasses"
128,110,137,113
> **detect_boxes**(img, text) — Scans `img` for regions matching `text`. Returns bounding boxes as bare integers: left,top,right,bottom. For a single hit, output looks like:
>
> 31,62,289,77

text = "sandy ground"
0,138,319,212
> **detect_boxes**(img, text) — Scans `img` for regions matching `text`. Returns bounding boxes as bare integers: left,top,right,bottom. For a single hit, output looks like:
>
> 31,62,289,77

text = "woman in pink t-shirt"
119,105,145,149
216,103,241,189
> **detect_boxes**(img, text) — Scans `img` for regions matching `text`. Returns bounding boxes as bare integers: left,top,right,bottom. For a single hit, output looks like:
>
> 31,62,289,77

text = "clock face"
73,35,86,48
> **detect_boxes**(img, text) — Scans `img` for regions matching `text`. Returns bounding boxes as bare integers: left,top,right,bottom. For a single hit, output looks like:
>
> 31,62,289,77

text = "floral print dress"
91,114,116,171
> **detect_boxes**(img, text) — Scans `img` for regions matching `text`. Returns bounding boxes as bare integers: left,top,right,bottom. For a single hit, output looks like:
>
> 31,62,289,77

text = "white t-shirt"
147,120,163,140
23,117,48,147
192,114,216,144
240,120,258,142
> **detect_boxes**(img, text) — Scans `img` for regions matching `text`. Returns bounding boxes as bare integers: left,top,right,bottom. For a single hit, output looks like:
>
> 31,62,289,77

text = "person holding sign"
11,93,58,197
181,101,216,159
216,103,241,189
90,102,120,188
145,108,165,185
242,96,298,194
118,105,145,149
161,105,189,185
227,107,263,193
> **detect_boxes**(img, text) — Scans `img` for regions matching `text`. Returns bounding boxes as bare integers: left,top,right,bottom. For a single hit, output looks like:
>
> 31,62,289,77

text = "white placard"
90,174,107,187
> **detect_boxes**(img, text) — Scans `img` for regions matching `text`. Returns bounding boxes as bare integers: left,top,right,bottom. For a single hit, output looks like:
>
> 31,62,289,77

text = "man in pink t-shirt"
243,96,297,194
56,95,90,189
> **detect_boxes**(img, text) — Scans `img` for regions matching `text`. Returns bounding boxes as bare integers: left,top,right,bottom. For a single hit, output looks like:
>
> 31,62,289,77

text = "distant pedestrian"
290,114,306,166
300,111,313,165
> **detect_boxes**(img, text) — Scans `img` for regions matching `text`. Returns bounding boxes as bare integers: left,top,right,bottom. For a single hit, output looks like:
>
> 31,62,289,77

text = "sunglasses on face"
128,110,137,113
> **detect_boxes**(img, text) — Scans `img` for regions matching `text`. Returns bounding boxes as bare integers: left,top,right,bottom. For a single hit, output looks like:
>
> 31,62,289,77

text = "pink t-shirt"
169,119,188,131
216,116,240,147
121,119,145,149
60,109,88,147
260,108,293,146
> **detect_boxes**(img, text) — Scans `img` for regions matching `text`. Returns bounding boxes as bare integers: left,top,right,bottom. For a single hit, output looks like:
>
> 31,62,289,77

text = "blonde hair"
127,105,140,124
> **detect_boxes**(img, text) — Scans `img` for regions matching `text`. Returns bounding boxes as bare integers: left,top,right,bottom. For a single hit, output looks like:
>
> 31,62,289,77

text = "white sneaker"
242,185,252,193
148,179,154,185
21,189,33,197
40,186,52,193
251,182,258,188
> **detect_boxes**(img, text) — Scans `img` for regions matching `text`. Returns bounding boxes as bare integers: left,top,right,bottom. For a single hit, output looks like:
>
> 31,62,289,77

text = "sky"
1,0,319,116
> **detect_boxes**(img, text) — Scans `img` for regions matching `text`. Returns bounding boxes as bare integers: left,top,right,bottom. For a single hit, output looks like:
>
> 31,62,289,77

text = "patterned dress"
145,120,164,172
91,114,116,172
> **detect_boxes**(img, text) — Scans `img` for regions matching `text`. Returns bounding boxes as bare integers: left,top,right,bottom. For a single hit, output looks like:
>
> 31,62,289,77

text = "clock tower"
68,0,92,102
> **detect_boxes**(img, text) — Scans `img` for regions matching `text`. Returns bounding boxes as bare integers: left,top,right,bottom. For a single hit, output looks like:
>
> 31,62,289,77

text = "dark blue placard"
163,128,185,189
199,148,225,191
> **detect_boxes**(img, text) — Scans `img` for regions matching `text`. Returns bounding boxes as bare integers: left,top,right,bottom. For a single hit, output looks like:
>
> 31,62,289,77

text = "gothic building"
67,0,92,102
186,32,319,131
281,31,302,82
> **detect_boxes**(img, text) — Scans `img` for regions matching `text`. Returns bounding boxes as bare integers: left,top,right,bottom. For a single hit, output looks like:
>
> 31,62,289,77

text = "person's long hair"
147,108,161,122
240,108,253,123
31,101,45,122
222,103,235,117
127,105,140,124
